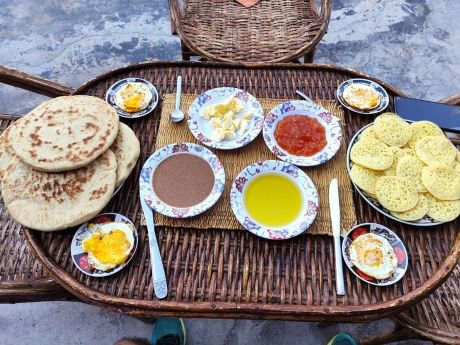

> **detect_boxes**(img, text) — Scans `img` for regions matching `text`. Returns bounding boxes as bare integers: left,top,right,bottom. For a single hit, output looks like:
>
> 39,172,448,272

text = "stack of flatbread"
0,95,140,231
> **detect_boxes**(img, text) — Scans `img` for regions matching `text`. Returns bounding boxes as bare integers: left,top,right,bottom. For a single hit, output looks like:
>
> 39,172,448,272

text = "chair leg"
304,47,316,63
181,41,192,61
360,323,419,345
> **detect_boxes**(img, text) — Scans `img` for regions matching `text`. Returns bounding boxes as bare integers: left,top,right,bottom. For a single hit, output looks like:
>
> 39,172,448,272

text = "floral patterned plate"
187,87,264,150
336,78,389,115
139,142,225,218
347,124,442,227
105,77,159,119
230,160,319,240
263,100,342,166
342,223,408,286
71,213,138,277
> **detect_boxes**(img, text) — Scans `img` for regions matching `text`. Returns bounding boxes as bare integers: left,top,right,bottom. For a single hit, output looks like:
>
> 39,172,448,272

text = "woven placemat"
152,94,356,236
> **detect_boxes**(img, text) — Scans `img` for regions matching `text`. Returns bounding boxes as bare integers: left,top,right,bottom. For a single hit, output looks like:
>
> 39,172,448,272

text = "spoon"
295,89,315,104
170,75,184,122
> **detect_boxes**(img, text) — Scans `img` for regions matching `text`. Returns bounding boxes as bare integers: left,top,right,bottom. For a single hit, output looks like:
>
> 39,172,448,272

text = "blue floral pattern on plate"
139,142,226,218
230,160,319,240
263,100,342,167
188,87,264,150
346,123,442,227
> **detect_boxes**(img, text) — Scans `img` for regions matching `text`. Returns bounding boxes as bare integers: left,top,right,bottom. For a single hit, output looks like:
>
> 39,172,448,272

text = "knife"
329,178,346,296
139,194,168,299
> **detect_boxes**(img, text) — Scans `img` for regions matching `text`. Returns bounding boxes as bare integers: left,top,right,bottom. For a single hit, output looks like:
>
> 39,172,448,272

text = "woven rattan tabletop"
5,61,459,322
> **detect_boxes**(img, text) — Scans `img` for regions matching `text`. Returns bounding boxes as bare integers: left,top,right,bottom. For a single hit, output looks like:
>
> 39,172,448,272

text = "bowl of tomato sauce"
263,100,342,166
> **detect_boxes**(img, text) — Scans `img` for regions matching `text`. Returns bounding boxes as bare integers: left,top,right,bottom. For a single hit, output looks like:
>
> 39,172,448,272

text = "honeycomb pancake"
1,150,117,231
391,194,429,221
8,96,119,172
350,137,393,170
383,147,415,176
415,136,457,166
422,164,460,201
426,194,460,223
350,164,383,196
407,121,444,149
396,155,426,192
360,125,377,141
375,176,419,212
374,113,412,147
109,123,140,187
343,84,380,110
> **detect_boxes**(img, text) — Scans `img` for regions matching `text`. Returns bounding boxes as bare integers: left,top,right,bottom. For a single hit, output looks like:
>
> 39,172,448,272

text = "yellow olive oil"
243,173,303,227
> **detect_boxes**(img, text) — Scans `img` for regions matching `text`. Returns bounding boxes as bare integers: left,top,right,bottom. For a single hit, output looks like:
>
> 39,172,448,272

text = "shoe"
327,333,357,345
151,318,186,345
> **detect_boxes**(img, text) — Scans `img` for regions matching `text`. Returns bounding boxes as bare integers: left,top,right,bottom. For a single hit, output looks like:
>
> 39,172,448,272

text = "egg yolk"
83,230,131,265
363,247,384,267
124,94,144,112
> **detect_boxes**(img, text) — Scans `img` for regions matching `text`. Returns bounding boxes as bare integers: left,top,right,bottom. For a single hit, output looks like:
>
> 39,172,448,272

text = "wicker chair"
169,0,332,63
362,94,460,345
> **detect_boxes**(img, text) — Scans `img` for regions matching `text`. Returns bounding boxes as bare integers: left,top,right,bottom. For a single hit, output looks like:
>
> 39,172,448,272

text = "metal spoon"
295,89,315,104
170,75,184,122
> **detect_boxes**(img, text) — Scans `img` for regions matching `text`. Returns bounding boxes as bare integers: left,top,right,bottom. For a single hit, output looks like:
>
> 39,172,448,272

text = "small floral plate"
342,223,408,286
263,100,342,167
336,78,389,115
105,77,159,119
230,160,319,240
188,87,264,150
71,213,138,277
139,142,225,218
347,124,442,227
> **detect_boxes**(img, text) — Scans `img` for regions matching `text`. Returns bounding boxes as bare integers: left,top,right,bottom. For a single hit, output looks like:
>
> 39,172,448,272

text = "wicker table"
2,62,459,322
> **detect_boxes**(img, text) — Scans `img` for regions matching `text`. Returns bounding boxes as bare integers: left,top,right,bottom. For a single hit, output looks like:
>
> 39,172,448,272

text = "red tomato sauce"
274,115,327,156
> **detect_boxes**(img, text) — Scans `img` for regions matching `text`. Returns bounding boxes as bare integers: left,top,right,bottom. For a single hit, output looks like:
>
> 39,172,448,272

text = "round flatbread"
426,194,460,223
375,176,419,212
374,113,412,147
1,150,117,231
421,164,460,201
391,194,428,221
407,121,444,149
384,147,415,176
8,96,119,172
350,138,393,170
415,136,457,166
360,125,377,141
110,123,140,187
0,127,15,182
397,155,426,192
350,163,383,196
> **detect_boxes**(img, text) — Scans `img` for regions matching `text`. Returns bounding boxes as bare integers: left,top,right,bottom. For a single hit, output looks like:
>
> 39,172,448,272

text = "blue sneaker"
151,318,186,345
327,333,357,345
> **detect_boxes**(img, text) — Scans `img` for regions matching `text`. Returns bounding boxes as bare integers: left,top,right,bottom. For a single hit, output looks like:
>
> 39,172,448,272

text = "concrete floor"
1,0,459,344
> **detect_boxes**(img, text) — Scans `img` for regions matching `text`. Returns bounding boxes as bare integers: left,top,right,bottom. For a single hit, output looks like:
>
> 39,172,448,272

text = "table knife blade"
139,194,168,299
329,178,346,296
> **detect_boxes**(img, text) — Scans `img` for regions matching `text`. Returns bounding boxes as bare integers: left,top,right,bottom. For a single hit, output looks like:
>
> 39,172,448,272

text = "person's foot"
327,333,357,345
151,318,186,345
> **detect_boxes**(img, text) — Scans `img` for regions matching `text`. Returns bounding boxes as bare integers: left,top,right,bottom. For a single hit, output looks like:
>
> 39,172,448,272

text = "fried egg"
82,222,135,271
115,82,152,113
343,84,380,110
349,233,397,280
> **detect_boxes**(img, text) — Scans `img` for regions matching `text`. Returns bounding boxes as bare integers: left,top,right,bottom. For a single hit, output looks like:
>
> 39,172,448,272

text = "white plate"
71,213,138,277
139,142,225,218
105,77,159,119
230,160,319,240
187,87,264,150
263,100,342,166
342,223,408,286
336,78,389,115
347,124,442,227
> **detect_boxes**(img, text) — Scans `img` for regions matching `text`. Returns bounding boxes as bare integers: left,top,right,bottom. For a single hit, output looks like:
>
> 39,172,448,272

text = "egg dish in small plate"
106,78,158,118
336,79,389,115
71,213,138,277
230,160,319,240
342,223,408,286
